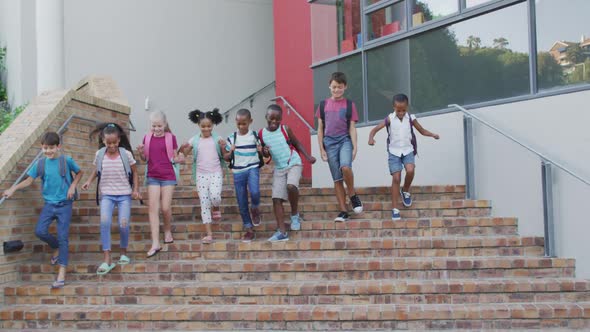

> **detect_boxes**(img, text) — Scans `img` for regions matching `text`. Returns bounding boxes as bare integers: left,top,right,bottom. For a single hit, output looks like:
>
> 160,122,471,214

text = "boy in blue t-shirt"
3,132,83,288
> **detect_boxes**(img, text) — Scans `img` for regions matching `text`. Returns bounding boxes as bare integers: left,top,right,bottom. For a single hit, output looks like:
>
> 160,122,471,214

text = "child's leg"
271,168,289,233
247,168,261,210
117,195,132,257
286,165,303,216
325,136,348,212
160,185,175,242
401,155,416,192
339,137,356,197
234,171,253,229
273,198,286,233
391,171,402,210
209,173,223,213
35,203,60,259
147,185,162,250
54,201,73,281
197,174,213,237
100,196,116,264
334,181,347,212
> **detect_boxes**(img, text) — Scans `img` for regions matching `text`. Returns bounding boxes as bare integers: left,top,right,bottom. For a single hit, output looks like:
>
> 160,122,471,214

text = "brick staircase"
2,166,590,330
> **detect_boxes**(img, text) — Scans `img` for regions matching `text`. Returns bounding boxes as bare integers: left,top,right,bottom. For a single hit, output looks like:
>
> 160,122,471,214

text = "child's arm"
67,169,84,200
81,170,98,191
317,119,327,162
368,122,386,146
349,121,358,161
412,119,440,139
218,138,233,162
130,164,142,200
286,126,316,164
2,177,35,199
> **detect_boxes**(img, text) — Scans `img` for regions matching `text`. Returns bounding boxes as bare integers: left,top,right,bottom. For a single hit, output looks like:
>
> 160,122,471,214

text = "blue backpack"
36,154,79,201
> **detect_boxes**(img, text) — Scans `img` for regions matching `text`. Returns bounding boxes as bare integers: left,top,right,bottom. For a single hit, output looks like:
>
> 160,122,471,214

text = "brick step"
5,279,590,306
19,256,575,282
2,303,589,330
40,236,545,260
65,218,520,241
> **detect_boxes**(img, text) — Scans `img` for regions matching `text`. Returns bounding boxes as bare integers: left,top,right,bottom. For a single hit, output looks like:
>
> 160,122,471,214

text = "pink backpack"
143,132,180,183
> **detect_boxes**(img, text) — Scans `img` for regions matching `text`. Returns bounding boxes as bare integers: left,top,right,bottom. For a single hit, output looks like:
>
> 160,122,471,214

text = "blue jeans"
233,168,260,229
100,195,132,251
35,201,73,267
323,135,353,182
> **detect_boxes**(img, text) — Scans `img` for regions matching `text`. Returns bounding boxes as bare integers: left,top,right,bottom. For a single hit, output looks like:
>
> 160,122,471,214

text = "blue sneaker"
400,189,412,207
391,208,401,221
268,230,289,242
290,214,302,231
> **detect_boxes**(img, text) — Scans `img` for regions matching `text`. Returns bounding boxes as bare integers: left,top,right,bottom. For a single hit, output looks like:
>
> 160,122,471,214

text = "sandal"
96,262,116,275
164,233,174,244
50,255,59,265
146,247,162,258
117,255,131,265
212,209,222,221
202,236,213,244
51,280,65,289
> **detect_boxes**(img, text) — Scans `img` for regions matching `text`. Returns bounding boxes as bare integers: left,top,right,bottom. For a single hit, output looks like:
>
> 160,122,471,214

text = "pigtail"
208,108,223,125
188,109,203,124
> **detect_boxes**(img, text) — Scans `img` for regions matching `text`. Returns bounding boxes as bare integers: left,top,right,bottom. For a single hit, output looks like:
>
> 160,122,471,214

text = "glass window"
466,0,492,8
367,1,406,41
313,54,364,124
311,0,362,63
367,40,410,121
411,0,457,26
366,0,382,5
409,2,529,113
536,0,590,90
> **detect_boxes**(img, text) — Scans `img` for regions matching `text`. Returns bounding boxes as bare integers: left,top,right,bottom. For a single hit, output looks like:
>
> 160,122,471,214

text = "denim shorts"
388,152,415,174
323,135,353,182
146,177,177,186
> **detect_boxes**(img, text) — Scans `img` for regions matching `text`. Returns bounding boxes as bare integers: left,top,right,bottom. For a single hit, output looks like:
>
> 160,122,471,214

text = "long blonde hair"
149,110,171,132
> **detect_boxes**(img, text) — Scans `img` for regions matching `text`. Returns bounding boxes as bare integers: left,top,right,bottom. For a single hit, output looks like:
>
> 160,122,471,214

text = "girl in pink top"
179,109,225,244
82,123,141,275
137,111,185,258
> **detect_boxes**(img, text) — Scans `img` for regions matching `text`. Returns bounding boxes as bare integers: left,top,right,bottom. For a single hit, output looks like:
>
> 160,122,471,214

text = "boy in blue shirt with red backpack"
368,94,439,220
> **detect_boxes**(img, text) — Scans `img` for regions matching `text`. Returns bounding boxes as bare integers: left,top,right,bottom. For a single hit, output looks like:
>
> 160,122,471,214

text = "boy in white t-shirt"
368,94,440,221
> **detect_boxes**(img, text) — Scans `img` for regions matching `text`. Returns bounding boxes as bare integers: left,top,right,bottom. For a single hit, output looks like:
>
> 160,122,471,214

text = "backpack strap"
228,131,238,169
164,132,175,162
119,147,133,183
257,129,265,147
59,154,78,201
281,125,299,165
319,100,326,136
408,114,418,156
252,130,265,168
346,99,353,130
143,133,152,161
37,157,46,182
385,114,392,151
95,147,107,205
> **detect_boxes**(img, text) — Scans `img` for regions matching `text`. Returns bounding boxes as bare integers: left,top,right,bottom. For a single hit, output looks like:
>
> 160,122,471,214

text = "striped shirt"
93,149,136,195
261,126,301,170
226,131,260,173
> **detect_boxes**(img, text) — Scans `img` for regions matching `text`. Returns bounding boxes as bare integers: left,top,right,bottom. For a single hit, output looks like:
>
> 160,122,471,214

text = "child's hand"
262,146,270,155
229,144,236,152
2,188,15,199
180,142,191,151
132,190,142,200
67,186,77,200
174,152,186,164
308,156,317,165
368,137,376,146
256,144,263,153
320,150,328,162
432,134,440,140
81,182,91,191
218,138,227,148
137,144,144,153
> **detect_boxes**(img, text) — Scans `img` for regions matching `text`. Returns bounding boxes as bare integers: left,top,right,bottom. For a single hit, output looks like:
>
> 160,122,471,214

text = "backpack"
95,147,133,205
143,132,181,184
385,113,418,156
258,125,299,165
228,130,264,169
190,132,226,184
318,98,354,136
37,154,79,201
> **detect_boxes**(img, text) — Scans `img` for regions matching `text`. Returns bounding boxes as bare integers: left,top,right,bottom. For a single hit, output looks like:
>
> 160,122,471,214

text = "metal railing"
222,81,276,118
449,103,590,257
0,114,133,206
271,96,315,132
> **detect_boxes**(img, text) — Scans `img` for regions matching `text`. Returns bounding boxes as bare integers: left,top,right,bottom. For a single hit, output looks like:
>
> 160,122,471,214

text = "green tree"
566,44,584,64
466,35,481,50
537,52,565,89
493,37,509,49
